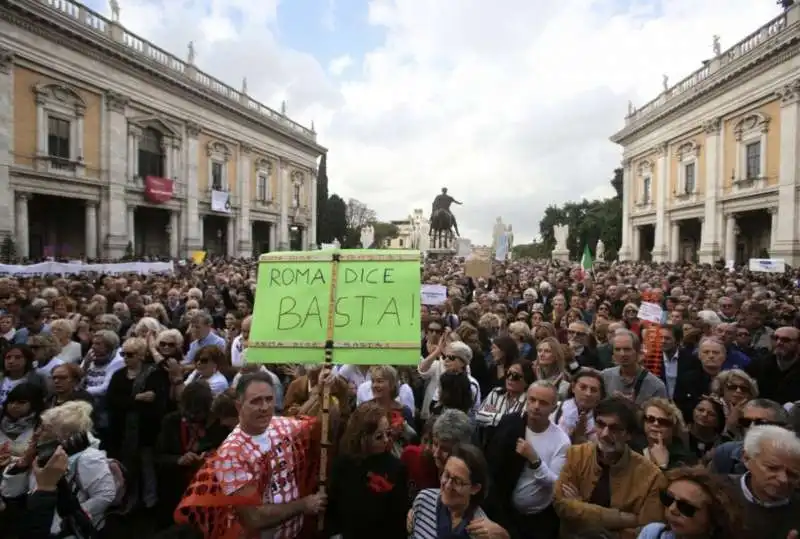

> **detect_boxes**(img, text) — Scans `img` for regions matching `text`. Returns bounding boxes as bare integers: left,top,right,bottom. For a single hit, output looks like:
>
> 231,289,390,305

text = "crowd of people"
0,257,799,539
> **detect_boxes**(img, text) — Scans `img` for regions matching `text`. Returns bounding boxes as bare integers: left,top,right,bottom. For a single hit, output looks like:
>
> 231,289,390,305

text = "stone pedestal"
551,249,570,262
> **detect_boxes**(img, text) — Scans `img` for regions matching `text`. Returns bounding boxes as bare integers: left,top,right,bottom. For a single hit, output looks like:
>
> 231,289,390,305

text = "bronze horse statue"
430,208,456,248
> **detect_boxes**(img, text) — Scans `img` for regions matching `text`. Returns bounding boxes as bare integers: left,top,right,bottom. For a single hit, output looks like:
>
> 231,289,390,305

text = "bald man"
746,326,800,405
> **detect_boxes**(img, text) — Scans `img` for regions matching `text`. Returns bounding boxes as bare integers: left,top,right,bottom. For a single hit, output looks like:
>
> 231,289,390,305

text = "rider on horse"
430,188,462,237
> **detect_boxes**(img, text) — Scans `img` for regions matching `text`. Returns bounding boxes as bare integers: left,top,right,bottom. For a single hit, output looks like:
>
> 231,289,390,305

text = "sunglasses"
660,490,700,518
427,327,443,334
159,341,177,347
726,383,750,393
644,415,673,428
506,371,523,382
738,417,782,429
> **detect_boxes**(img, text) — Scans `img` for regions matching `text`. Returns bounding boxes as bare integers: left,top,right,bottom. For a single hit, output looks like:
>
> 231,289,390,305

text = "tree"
372,222,400,247
345,198,377,231
316,154,329,243
324,194,348,243
537,168,623,260
0,236,16,263
511,242,550,259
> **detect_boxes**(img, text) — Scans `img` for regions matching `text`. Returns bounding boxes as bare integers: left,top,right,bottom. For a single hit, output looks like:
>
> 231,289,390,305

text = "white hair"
744,425,800,459
41,400,94,440
697,310,722,326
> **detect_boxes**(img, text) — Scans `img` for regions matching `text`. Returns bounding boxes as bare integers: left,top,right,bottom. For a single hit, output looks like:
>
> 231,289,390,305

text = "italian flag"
580,244,594,280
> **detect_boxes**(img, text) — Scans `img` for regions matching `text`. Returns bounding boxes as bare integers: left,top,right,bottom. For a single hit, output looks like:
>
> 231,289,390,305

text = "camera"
35,432,90,468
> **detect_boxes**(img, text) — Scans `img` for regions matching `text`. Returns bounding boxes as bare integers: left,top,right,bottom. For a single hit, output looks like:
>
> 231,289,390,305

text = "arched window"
138,128,165,178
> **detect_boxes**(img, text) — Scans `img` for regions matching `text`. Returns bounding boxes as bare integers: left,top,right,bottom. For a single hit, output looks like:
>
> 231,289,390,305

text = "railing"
626,9,793,125
37,0,316,141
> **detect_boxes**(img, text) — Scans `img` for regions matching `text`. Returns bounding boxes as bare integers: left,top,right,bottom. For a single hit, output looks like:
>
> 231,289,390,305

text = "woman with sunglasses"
638,398,696,470
710,369,758,442
636,467,745,539
475,360,534,445
326,402,409,539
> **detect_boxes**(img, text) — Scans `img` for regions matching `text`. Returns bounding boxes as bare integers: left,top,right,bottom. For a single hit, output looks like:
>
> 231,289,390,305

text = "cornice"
0,3,326,155
0,45,13,74
776,77,800,106
611,26,800,146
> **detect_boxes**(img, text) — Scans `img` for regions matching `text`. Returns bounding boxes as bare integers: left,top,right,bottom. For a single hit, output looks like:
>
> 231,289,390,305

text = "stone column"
198,216,204,249
769,207,779,257
670,221,680,262
278,159,290,250
237,145,252,257
0,48,14,244
630,225,640,261
774,79,800,265
652,144,669,262
127,205,136,252
699,118,722,263
185,122,202,251
301,227,308,251
15,193,29,259
105,91,130,259
309,168,318,249
618,160,632,261
85,201,97,259
161,137,172,180
269,222,277,252
724,214,737,263
170,210,179,258
226,217,235,258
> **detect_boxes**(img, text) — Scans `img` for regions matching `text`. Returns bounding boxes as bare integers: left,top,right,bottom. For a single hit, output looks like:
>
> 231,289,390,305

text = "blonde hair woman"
534,337,570,399
49,318,82,364
640,397,696,470
366,365,416,456
710,368,758,440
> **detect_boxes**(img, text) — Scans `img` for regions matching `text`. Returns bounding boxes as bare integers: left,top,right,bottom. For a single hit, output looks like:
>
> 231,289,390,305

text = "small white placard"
748,258,785,273
637,301,663,324
421,284,447,305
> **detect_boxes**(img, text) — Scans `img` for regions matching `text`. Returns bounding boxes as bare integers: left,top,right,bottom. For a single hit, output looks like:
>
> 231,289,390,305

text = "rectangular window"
47,117,71,160
138,129,164,178
684,162,695,194
745,142,761,179
292,184,301,207
211,162,224,190
642,177,651,203
257,174,268,201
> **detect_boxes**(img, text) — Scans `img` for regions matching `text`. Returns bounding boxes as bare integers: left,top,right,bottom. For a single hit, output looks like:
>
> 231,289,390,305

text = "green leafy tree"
511,242,550,259
0,236,17,263
372,221,400,247
324,194,348,244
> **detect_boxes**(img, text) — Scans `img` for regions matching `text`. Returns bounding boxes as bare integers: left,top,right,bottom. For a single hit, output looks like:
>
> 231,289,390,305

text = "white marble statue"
596,239,605,261
713,35,721,56
419,220,431,252
187,41,196,65
492,217,505,253
109,0,120,22
662,74,669,92
242,77,248,95
332,238,341,249
360,225,375,248
505,225,514,252
553,225,569,250
281,100,287,115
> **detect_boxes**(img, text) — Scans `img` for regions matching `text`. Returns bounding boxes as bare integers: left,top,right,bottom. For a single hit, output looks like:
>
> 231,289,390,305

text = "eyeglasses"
441,471,470,489
644,415,673,428
595,418,625,434
726,383,750,393
738,417,782,429
159,341,177,347
660,490,700,518
506,371,523,382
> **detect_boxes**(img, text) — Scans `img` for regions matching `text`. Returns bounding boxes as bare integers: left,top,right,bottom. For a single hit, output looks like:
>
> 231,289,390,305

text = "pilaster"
85,201,98,259
699,117,722,263
618,159,632,261
15,193,29,259
772,79,800,265
104,90,130,259
309,167,318,249
652,143,669,262
278,158,290,250
237,144,252,257
184,122,202,252
170,210,179,258
0,47,14,242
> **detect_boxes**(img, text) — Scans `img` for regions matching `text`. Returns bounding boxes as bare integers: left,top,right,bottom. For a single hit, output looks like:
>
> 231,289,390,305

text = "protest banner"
248,249,422,366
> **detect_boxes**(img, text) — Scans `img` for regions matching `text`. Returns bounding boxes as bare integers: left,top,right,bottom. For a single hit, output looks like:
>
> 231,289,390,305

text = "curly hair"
663,466,745,539
339,402,389,460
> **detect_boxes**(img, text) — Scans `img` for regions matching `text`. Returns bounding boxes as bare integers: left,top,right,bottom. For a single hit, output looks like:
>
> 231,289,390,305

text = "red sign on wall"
144,176,173,203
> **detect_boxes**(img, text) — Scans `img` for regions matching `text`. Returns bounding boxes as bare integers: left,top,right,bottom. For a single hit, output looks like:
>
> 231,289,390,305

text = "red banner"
144,176,173,203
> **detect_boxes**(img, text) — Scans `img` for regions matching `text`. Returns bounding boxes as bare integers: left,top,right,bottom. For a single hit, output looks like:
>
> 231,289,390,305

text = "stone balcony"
27,0,317,142
613,5,800,141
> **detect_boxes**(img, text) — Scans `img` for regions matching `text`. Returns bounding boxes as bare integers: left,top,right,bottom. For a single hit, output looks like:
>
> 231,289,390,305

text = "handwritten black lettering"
343,266,397,285
383,268,394,283
276,296,323,330
269,267,326,287
376,297,400,326
333,295,414,328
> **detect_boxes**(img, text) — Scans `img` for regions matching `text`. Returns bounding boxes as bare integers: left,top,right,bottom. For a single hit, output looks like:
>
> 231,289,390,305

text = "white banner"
0,261,174,276
421,284,447,305
211,190,231,213
749,258,785,273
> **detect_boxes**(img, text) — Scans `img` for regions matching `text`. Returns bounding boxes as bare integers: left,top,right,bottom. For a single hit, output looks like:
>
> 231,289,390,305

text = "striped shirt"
409,488,487,539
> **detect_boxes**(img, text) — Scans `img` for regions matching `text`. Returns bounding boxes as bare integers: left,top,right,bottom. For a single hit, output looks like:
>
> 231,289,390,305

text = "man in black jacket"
484,381,570,539
746,326,800,405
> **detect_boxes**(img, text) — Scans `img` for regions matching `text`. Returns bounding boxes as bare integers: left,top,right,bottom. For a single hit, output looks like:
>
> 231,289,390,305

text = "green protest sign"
248,249,421,365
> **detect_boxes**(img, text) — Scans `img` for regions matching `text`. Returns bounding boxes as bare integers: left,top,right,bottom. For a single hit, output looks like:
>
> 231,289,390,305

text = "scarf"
435,497,476,539
1,412,35,438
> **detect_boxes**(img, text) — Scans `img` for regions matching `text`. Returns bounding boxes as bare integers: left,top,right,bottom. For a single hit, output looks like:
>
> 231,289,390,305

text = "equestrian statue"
429,187,462,248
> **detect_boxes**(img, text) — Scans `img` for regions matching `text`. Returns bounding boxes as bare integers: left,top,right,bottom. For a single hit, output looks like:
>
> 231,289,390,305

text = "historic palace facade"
612,4,800,266
0,0,325,260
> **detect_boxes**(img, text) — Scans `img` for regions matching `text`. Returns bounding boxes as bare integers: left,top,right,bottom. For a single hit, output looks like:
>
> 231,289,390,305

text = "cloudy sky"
85,0,780,244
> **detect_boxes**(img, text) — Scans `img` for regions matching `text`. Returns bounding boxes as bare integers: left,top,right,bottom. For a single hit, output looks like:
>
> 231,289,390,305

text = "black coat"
483,413,530,534
746,354,800,405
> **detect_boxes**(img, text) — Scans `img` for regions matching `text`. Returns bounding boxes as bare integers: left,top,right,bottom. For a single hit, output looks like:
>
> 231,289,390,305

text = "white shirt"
512,422,570,514
230,335,245,367
550,398,596,441
186,370,230,396
356,380,416,416
36,357,65,380
335,364,370,389
475,389,525,428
